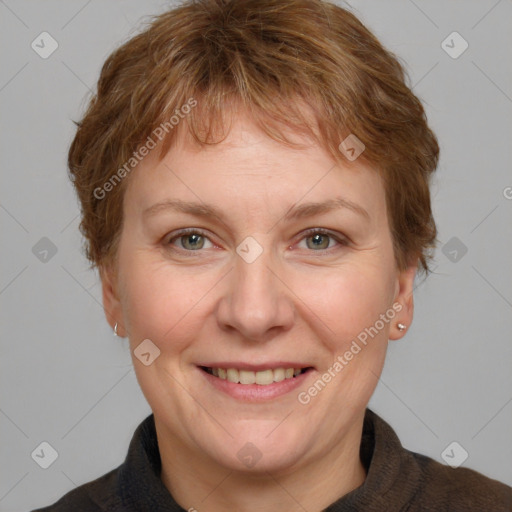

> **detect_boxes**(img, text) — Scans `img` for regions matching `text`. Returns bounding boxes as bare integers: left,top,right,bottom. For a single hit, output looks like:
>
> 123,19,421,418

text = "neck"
156,417,367,512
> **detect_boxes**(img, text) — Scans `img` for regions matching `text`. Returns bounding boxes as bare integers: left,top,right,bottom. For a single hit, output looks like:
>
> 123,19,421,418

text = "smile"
200,366,311,385
198,365,314,401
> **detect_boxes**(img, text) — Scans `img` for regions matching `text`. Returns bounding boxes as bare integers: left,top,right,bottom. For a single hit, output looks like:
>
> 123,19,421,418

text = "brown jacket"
33,409,512,511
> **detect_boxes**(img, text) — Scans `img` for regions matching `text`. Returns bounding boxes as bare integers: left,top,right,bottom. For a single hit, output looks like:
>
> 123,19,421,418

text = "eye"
167,229,214,251
165,228,346,254
297,229,346,251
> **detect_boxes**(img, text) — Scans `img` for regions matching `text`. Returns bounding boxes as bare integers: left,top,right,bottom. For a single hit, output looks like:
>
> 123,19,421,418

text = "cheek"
295,264,394,342
119,255,218,347
307,269,393,403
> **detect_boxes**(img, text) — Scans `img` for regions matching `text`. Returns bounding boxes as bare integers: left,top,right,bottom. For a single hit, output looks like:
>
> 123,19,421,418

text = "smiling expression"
102,112,415,475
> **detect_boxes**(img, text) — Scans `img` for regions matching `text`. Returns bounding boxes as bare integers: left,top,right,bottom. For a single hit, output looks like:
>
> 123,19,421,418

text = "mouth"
199,366,313,386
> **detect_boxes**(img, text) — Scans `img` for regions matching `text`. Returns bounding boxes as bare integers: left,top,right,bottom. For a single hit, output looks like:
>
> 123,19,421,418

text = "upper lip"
197,362,314,371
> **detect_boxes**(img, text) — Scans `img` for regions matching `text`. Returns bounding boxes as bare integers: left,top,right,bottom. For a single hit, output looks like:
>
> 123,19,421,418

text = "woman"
33,0,512,510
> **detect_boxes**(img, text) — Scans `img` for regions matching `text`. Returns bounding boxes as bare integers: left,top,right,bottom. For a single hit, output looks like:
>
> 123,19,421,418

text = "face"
102,113,415,475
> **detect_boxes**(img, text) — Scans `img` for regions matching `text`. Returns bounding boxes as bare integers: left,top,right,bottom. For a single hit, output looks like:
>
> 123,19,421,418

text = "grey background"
1,0,511,510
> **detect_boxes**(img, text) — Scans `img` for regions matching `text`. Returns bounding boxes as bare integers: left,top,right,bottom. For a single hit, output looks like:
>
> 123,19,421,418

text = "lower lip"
199,367,314,402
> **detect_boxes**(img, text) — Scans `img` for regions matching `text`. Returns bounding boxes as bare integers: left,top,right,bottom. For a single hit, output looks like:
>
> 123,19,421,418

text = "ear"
99,264,126,338
389,263,417,341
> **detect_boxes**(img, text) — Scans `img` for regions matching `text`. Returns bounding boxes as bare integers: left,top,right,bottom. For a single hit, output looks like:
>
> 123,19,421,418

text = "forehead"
123,113,386,222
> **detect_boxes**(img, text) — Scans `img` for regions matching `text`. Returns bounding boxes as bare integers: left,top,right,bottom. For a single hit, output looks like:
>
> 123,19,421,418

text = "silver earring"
114,322,119,336
397,323,406,332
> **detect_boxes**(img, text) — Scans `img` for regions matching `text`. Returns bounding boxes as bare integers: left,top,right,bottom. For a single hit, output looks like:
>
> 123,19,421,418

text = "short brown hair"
68,0,439,273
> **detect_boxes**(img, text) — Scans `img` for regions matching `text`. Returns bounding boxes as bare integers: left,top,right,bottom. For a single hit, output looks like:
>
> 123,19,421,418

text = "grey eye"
305,233,332,250
179,233,206,250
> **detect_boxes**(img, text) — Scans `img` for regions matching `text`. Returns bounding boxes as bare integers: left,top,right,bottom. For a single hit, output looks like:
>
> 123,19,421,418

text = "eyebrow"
142,197,370,223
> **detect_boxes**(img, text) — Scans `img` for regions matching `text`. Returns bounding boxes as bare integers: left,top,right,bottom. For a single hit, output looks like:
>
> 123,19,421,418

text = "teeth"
210,367,305,385
227,368,239,383
273,368,285,382
255,369,273,385
239,370,256,384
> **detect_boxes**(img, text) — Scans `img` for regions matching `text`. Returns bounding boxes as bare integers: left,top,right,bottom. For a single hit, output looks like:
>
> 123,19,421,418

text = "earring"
113,322,119,336
397,323,406,332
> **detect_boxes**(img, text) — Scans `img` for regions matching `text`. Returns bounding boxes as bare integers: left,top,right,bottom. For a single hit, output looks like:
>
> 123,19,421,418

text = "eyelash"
165,228,348,255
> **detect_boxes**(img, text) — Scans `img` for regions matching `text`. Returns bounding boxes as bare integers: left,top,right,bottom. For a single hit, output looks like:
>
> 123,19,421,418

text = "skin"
101,112,416,512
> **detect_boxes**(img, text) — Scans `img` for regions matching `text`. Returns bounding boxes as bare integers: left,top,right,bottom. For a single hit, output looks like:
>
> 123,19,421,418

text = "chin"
205,423,312,474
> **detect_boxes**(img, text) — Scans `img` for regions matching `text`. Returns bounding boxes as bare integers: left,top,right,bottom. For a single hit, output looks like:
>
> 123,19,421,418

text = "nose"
216,248,295,342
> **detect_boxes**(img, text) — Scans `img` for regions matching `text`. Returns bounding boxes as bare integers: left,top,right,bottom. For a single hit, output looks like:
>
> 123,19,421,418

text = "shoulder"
31,413,163,512
407,450,512,511
30,467,121,512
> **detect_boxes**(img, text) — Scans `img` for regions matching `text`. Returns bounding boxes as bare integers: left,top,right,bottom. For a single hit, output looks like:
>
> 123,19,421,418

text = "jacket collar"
90,408,418,511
